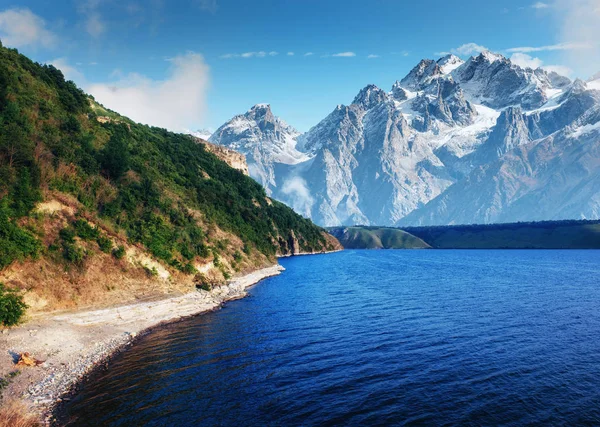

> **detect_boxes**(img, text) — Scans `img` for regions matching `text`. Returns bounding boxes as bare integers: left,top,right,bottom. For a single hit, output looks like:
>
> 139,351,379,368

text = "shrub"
0,202,41,270
143,265,158,277
72,219,99,241
96,235,112,253
0,283,27,327
59,227,75,243
181,263,196,275
62,241,85,265
233,250,243,262
112,245,126,259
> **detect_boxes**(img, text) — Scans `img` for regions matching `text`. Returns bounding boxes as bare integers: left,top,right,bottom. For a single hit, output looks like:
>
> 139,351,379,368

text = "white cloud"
197,0,218,13
510,53,544,69
367,54,380,58
543,64,574,76
281,176,314,216
450,43,489,56
48,58,86,82
87,52,210,131
221,51,279,59
509,52,573,77
77,0,106,38
506,42,592,53
241,51,265,58
332,51,356,57
532,2,550,8
287,52,294,56
85,13,105,38
304,52,314,56
0,8,58,49
555,0,600,77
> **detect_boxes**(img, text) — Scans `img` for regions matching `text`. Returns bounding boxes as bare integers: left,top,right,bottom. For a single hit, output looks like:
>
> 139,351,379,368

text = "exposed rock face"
452,51,552,109
209,104,308,194
193,137,250,175
210,51,600,226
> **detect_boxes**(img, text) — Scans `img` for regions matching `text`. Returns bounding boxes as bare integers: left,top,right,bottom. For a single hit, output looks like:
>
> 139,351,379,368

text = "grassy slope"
0,42,339,313
328,226,430,249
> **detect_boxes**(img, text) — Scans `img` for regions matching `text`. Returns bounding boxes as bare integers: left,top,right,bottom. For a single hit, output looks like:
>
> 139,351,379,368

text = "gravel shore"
0,264,284,425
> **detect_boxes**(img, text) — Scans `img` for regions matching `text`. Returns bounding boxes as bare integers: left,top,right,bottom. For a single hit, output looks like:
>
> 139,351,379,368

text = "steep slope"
0,42,340,314
400,104,600,225
209,104,309,195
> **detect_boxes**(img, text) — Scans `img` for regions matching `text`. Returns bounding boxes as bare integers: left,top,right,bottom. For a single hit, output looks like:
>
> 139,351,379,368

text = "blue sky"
0,0,598,132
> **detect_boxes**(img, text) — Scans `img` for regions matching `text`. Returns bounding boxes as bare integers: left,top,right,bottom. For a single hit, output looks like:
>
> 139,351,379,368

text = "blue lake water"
60,250,600,426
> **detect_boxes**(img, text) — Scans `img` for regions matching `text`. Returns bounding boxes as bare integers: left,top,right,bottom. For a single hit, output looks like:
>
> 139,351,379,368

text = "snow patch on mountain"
209,51,600,226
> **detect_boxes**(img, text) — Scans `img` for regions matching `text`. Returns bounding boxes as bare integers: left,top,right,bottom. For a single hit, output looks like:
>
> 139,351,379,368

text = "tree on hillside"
100,125,130,180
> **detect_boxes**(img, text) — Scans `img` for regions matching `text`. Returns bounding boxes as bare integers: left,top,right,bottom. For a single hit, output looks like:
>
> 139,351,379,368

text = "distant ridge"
330,220,600,250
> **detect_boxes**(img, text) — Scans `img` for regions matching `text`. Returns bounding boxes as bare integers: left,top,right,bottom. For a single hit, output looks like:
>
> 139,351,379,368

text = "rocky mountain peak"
400,59,442,90
478,50,506,64
437,54,464,74
391,81,408,101
352,84,389,109
209,51,600,228
546,71,571,88
246,103,275,121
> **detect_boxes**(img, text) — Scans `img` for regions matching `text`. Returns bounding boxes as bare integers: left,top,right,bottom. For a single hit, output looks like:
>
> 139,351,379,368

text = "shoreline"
0,264,285,425
277,248,343,258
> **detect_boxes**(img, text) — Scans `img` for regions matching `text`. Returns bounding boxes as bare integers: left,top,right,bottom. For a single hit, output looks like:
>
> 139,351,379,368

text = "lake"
59,250,600,426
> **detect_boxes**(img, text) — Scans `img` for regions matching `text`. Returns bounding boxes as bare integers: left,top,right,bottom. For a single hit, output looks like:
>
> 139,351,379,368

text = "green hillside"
0,41,339,313
328,226,430,249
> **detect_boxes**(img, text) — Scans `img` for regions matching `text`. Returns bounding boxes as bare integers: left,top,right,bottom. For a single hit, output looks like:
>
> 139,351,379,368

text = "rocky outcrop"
194,138,250,175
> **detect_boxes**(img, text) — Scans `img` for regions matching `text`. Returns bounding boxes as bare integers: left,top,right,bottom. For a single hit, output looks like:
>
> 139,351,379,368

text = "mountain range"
208,51,600,226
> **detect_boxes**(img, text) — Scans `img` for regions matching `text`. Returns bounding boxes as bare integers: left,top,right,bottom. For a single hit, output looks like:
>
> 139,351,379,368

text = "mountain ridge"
209,51,600,226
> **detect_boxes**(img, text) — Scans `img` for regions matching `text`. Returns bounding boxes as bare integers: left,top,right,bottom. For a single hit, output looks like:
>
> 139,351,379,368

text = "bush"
0,201,41,270
72,219,99,240
59,227,75,243
0,283,27,326
112,245,126,259
62,241,85,265
96,235,112,253
181,262,196,275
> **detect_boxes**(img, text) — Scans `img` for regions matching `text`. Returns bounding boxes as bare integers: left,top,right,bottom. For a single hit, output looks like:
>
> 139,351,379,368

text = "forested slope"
0,41,339,314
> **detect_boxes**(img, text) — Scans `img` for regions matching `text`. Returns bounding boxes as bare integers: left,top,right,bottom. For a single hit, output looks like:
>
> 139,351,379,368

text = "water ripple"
60,250,600,426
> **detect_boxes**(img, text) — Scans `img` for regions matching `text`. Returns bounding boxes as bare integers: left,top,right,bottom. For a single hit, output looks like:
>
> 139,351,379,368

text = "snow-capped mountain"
210,52,600,226
209,104,309,194
188,128,214,140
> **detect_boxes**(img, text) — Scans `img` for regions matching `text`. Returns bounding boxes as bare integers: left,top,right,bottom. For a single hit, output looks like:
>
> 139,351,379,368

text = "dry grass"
0,399,39,427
